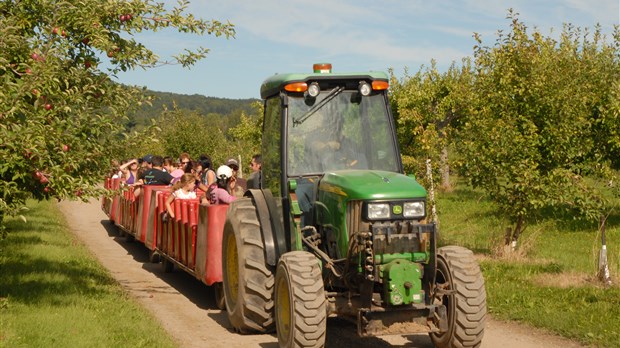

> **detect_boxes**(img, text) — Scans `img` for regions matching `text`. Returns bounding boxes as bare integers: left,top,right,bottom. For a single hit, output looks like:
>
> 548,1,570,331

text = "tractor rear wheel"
222,198,275,333
430,246,486,348
213,282,226,310
275,251,326,348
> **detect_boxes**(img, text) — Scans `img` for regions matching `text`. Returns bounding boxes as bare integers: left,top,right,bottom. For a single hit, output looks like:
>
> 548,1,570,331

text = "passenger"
162,156,174,173
134,155,173,198
209,165,237,204
247,154,262,189
179,152,191,171
141,154,153,170
164,173,197,221
119,158,139,185
226,157,246,197
136,155,173,185
199,154,216,186
184,160,213,204
109,159,121,179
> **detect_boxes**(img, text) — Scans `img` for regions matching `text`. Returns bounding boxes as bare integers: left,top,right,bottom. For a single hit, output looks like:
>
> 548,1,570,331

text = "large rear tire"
275,251,326,348
222,198,275,333
430,246,486,348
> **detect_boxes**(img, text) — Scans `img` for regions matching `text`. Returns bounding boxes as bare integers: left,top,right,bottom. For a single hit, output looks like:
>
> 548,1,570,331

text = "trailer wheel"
275,251,326,348
430,246,486,348
222,198,275,333
149,250,161,263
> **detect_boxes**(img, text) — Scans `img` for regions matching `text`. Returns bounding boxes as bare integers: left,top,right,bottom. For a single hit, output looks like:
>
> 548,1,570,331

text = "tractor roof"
260,67,389,99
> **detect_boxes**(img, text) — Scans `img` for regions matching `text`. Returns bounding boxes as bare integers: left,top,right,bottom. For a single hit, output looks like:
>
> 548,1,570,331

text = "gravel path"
58,198,586,348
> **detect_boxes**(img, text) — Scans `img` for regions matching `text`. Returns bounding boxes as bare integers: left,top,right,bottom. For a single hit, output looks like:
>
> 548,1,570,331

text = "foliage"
129,90,257,130
0,199,177,347
390,60,474,186
455,11,620,241
0,0,234,227
155,107,229,165
226,100,263,175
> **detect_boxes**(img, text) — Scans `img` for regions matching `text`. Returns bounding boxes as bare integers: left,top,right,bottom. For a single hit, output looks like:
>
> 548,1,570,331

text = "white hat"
216,165,233,179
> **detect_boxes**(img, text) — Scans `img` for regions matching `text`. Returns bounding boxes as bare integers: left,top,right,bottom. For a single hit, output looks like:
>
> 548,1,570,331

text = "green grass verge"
437,182,620,347
0,199,176,348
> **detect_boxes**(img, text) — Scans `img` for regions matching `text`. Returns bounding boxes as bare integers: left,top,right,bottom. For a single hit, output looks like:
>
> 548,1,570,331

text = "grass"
0,199,176,348
2,181,619,347
437,180,620,347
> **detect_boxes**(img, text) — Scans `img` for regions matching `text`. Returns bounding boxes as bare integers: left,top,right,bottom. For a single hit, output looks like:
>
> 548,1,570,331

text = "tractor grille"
346,200,366,235
346,200,423,255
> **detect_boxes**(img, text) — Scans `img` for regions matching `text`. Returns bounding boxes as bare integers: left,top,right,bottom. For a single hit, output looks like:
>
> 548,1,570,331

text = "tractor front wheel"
222,198,275,333
430,246,486,348
275,251,326,348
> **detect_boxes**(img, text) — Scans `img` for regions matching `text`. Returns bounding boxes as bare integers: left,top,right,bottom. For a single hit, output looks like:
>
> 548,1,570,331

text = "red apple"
75,189,83,197
43,187,50,193
61,30,66,37
32,88,39,96
31,53,39,60
119,14,127,22
52,27,59,35
84,60,92,68
39,175,49,184
34,171,42,179
44,103,53,111
107,50,115,58
25,68,32,74
82,38,90,45
62,144,70,152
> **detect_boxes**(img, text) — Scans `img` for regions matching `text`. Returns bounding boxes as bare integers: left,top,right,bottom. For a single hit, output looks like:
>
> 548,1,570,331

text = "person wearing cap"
226,157,247,197
141,154,153,170
134,155,173,197
209,165,237,204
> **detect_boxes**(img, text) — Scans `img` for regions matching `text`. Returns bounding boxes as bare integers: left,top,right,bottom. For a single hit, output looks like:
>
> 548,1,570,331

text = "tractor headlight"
367,203,390,220
403,201,425,218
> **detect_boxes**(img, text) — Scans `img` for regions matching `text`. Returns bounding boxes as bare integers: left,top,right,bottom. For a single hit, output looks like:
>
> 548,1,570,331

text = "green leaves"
461,13,619,230
0,0,235,226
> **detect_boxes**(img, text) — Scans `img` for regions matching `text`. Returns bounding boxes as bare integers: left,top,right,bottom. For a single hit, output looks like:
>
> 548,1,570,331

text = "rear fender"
245,189,286,267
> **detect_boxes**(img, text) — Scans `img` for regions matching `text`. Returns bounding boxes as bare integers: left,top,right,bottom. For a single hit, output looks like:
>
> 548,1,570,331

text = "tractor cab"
222,63,486,348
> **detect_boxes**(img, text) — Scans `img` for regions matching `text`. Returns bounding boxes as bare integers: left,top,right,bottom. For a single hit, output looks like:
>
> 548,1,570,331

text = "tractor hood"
319,170,427,200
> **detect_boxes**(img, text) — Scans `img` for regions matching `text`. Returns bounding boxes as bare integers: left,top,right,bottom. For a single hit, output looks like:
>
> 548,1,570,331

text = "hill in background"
128,89,259,129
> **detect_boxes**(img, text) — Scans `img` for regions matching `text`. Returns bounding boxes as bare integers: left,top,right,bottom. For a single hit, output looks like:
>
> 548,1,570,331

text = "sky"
113,0,619,100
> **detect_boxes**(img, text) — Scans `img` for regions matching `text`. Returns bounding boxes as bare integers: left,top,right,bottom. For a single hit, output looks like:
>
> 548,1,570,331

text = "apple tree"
457,12,620,247
390,60,474,190
0,0,234,233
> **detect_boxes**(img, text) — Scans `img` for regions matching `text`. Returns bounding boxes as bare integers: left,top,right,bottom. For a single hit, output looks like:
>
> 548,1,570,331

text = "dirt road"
58,198,585,348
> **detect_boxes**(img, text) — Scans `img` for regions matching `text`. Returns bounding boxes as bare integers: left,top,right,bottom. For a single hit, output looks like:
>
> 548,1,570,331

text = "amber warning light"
313,63,332,73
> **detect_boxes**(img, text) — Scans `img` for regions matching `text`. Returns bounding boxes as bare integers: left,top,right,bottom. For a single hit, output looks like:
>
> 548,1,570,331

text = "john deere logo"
393,205,402,215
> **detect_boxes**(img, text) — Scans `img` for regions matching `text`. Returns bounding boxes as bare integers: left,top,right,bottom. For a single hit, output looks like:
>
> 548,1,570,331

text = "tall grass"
436,180,620,347
0,199,176,348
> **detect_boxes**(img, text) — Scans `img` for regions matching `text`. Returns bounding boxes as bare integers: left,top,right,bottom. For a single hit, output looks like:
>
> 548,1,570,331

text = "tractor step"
357,304,447,337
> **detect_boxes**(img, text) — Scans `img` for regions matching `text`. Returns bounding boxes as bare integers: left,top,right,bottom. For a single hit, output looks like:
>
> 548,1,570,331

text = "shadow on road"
98,219,435,348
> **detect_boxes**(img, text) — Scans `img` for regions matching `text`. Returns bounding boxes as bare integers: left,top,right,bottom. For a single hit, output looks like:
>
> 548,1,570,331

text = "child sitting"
209,165,237,205
165,173,197,220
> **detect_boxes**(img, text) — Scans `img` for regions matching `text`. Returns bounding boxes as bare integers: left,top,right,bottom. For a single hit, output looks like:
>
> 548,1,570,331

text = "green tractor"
222,63,486,347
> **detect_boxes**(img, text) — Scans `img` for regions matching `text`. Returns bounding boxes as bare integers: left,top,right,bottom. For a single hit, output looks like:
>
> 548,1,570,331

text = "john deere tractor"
222,63,486,347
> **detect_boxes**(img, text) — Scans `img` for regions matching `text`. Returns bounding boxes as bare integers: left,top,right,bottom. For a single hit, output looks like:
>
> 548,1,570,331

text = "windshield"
286,90,400,175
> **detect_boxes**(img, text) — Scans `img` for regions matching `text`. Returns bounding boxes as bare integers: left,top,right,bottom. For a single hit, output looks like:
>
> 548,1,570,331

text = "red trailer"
102,181,228,308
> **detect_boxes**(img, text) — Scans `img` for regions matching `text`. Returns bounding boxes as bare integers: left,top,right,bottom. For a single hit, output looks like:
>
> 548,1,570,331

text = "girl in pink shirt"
209,165,237,205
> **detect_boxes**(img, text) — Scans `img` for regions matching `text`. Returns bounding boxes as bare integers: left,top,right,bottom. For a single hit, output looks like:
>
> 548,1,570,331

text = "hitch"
357,304,447,337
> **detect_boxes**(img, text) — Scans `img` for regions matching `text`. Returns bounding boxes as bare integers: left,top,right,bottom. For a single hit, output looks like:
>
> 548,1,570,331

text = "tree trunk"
439,146,452,191
504,216,524,251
